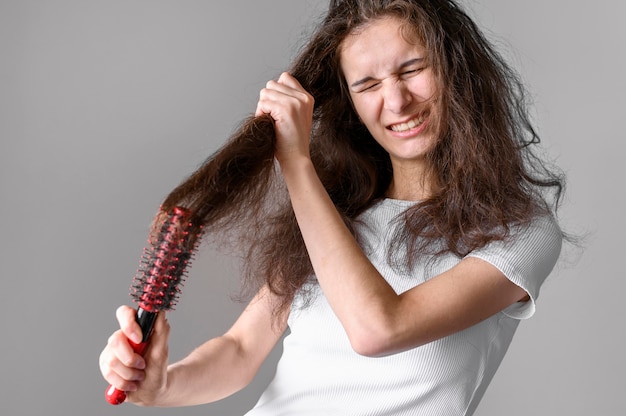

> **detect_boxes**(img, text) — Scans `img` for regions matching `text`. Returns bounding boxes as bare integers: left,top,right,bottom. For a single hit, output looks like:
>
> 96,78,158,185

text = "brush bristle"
130,207,200,312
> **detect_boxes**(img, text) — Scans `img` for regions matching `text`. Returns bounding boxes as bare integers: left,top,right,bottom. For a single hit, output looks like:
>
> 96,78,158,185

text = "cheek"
350,95,381,127
409,76,437,101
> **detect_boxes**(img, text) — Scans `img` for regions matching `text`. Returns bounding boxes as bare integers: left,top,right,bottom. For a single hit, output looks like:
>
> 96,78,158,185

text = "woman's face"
340,17,438,171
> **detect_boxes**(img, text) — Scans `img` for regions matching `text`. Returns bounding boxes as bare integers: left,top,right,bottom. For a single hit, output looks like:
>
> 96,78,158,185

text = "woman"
99,1,565,414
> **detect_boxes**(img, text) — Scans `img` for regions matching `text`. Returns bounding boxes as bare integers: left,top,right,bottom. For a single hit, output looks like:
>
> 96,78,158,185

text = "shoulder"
465,213,563,315
509,214,563,262
474,213,562,261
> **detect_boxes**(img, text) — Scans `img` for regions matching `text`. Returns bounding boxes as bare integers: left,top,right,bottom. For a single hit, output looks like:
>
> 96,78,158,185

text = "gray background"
1,1,623,415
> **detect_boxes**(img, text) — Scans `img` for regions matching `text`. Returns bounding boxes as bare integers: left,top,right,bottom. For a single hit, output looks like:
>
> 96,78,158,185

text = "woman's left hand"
255,72,314,166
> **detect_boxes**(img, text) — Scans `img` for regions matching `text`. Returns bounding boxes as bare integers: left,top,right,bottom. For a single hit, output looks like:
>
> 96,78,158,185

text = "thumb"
142,312,170,385
277,72,301,89
126,312,170,404
145,312,170,365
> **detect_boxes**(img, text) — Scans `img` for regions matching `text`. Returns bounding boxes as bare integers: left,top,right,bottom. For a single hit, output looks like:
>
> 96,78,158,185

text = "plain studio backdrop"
1,1,623,415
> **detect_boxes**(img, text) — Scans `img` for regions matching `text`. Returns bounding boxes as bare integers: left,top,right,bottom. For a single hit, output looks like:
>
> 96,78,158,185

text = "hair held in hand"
159,0,565,316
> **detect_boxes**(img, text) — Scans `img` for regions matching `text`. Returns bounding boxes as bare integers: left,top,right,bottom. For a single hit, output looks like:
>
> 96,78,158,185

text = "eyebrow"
349,58,425,89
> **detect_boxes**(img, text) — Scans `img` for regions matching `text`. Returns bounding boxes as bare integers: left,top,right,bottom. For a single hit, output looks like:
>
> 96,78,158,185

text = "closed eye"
400,67,424,77
357,82,381,93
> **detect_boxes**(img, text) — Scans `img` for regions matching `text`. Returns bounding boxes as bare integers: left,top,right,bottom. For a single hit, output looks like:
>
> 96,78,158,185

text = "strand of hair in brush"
105,206,202,405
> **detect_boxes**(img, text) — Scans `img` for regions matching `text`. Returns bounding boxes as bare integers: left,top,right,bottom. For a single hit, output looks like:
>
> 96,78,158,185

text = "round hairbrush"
105,206,201,405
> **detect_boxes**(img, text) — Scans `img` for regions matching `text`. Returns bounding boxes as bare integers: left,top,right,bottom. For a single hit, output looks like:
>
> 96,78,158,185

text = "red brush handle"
105,308,157,405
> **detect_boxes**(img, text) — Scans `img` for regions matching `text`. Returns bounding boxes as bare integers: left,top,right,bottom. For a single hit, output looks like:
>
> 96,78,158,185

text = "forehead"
339,17,426,79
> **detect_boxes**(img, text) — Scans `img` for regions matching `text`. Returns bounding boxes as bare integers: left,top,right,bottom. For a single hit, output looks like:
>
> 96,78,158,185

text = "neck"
386,162,435,201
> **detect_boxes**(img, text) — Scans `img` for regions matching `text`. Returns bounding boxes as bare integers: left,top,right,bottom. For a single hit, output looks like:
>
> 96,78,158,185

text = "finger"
103,369,141,393
255,73,313,123
255,87,290,118
275,73,314,109
102,352,146,385
106,330,147,369
99,341,145,391
116,305,143,345
256,87,312,119
265,77,307,99
276,72,303,90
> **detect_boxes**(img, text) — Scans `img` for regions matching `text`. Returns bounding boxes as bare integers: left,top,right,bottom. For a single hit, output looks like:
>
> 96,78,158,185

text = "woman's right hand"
99,306,171,406
255,72,314,166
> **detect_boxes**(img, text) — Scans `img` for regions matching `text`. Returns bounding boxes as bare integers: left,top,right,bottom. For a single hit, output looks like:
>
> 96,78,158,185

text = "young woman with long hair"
99,1,565,414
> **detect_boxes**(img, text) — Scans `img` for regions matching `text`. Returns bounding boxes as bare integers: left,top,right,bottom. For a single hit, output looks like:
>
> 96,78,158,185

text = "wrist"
278,153,315,180
148,364,178,407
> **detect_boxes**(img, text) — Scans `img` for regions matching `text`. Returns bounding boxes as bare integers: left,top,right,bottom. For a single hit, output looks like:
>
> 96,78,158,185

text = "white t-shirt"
245,198,562,416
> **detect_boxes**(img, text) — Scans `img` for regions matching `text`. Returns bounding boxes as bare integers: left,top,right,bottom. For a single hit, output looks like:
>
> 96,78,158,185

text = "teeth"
390,116,424,132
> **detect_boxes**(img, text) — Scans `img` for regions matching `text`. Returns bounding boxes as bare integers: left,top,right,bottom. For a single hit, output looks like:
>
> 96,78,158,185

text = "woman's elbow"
347,326,411,357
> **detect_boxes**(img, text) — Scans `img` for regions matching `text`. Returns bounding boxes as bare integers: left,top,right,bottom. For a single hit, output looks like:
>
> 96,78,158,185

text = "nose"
382,79,412,114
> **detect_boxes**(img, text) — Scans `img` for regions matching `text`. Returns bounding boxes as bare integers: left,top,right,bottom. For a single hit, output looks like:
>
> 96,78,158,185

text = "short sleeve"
465,215,563,319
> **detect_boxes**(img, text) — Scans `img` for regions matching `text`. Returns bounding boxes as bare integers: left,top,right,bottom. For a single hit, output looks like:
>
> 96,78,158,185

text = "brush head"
130,206,201,312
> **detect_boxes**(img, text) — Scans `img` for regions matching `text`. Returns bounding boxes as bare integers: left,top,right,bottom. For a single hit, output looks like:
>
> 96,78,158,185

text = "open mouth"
388,114,427,133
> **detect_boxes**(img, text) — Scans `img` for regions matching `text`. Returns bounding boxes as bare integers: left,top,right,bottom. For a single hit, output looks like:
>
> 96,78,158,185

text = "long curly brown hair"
159,0,565,315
